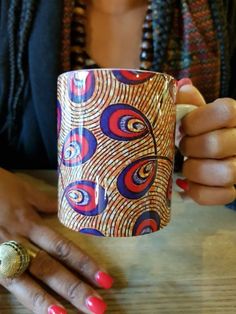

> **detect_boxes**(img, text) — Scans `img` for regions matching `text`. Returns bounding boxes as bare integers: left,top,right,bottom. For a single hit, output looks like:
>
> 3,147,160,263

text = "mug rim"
58,68,175,81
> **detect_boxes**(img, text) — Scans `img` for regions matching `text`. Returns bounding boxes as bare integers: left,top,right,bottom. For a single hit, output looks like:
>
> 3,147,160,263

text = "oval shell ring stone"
0,241,30,278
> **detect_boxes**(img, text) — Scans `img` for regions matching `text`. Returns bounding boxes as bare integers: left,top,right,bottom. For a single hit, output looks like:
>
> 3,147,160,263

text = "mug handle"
175,104,198,147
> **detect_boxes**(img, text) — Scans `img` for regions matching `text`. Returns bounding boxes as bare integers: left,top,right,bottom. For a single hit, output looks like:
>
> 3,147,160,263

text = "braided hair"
6,0,37,143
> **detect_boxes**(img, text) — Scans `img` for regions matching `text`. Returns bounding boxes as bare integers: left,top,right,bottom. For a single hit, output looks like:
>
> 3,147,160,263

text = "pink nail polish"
86,296,107,314
177,78,193,89
48,305,67,314
176,178,189,191
95,271,114,289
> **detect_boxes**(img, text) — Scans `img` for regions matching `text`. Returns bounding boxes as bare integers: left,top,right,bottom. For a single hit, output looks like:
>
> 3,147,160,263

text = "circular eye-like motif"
132,211,160,236
65,181,108,216
68,71,95,103
62,128,97,167
113,70,155,84
57,100,61,135
117,157,157,199
100,103,151,141
79,228,105,236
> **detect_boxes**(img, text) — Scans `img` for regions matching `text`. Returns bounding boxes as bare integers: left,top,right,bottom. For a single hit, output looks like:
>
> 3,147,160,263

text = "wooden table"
0,171,236,313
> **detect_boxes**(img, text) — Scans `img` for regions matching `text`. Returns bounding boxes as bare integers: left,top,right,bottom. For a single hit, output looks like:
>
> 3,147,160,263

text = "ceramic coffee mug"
57,69,194,237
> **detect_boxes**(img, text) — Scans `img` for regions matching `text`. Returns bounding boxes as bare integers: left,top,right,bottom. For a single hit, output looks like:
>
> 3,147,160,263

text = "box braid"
7,0,37,143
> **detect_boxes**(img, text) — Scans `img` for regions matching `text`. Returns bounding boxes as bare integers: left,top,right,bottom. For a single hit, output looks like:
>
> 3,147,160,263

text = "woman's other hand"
0,168,113,314
176,81,236,205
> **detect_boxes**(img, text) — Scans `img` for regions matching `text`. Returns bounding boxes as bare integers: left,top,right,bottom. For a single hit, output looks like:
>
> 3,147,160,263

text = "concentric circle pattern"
117,157,157,199
132,211,160,236
100,103,151,141
62,128,97,167
58,69,176,237
65,180,108,216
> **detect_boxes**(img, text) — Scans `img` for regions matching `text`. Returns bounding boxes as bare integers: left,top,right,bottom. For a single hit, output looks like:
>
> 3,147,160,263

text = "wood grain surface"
0,172,235,313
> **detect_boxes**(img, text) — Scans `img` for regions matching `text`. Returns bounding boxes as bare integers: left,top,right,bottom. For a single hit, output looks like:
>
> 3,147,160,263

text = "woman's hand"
0,168,113,314
176,81,236,205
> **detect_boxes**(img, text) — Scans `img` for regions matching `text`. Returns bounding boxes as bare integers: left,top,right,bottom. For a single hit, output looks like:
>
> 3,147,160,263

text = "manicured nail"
177,78,193,88
95,271,114,289
176,178,189,191
48,305,67,314
86,296,107,314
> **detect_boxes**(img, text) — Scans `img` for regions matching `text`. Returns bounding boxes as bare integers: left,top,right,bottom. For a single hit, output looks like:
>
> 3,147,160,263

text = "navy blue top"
0,1,236,170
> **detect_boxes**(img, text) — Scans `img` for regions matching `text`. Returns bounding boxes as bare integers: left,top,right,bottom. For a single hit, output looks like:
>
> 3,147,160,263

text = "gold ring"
0,241,39,278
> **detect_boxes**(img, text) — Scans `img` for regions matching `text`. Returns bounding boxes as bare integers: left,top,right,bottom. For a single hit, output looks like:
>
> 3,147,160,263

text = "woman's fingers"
0,274,64,314
179,128,236,159
29,224,113,289
29,250,106,314
0,228,108,314
180,181,236,205
179,157,236,205
0,228,64,314
182,158,236,186
176,83,206,106
181,98,236,136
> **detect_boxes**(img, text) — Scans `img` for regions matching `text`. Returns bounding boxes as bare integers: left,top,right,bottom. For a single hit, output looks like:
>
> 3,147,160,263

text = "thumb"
176,79,206,106
26,183,58,214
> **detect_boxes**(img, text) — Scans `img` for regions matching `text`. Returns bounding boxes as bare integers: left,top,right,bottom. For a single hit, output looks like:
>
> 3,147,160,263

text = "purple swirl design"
100,103,151,141
117,156,157,199
65,180,108,216
132,211,160,236
62,128,97,167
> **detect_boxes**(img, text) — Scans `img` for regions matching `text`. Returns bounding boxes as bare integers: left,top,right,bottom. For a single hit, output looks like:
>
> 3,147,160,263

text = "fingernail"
86,296,107,314
48,305,67,314
176,178,189,191
177,78,193,88
95,271,114,289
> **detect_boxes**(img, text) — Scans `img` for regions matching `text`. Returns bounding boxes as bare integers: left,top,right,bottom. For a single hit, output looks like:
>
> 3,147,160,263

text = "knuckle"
31,291,47,311
15,208,39,236
201,132,220,158
214,98,236,126
77,254,91,273
54,237,72,260
67,281,84,300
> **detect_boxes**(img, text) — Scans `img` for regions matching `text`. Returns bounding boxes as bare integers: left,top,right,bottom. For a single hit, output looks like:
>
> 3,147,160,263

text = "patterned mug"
57,69,195,237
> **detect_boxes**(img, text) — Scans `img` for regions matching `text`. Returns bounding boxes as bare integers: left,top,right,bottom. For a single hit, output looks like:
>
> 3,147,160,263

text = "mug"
57,69,194,237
